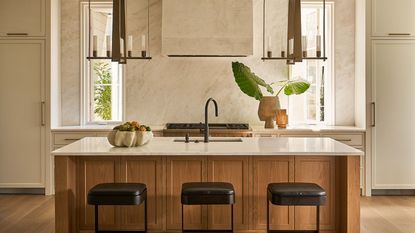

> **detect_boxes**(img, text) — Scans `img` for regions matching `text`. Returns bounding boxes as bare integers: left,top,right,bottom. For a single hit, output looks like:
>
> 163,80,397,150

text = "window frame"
80,1,125,125
288,1,335,125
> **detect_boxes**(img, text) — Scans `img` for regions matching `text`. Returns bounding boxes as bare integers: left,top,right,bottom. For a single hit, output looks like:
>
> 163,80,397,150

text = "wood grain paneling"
55,156,77,233
253,156,295,230
207,157,250,230
78,157,120,230
119,157,164,231
294,157,336,232
166,157,207,230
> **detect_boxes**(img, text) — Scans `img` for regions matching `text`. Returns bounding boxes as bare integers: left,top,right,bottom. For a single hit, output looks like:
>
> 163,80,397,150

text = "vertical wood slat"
252,156,295,230
54,156,77,233
119,157,164,231
338,156,360,233
166,157,207,230
207,157,250,231
287,0,303,63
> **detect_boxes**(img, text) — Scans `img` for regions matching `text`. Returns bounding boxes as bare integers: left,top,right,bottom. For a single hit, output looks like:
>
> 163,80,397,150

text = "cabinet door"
294,157,335,232
0,40,45,188
166,157,207,230
0,0,46,37
78,157,121,230
372,40,415,188
372,0,415,37
252,157,294,230
207,157,250,230
119,157,164,231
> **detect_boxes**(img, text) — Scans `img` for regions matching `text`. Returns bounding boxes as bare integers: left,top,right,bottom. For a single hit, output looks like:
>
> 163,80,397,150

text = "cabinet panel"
253,157,294,230
372,40,415,188
0,0,46,37
78,157,120,230
0,40,45,188
372,0,415,37
322,134,363,147
294,157,335,231
119,157,164,231
166,157,207,230
54,132,97,145
207,157,250,230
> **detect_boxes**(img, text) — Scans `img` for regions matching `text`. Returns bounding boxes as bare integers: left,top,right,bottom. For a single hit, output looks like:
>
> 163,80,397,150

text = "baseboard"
0,188,45,195
371,189,415,196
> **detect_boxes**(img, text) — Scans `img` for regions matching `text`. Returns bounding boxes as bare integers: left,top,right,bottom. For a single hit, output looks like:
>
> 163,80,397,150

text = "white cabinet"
0,40,45,188
0,0,46,37
372,0,415,37
372,40,415,189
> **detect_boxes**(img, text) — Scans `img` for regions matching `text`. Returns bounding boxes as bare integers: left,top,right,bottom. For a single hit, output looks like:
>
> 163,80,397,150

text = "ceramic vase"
258,96,281,129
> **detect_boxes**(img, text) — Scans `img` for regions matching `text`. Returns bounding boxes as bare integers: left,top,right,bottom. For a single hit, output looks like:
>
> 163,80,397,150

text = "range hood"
162,0,253,57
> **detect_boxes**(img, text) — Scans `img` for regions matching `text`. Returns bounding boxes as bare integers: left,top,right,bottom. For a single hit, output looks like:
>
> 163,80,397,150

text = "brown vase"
258,96,281,129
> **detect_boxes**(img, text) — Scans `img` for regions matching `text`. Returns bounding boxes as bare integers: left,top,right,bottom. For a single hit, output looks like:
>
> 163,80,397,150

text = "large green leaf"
284,80,311,96
231,62,274,100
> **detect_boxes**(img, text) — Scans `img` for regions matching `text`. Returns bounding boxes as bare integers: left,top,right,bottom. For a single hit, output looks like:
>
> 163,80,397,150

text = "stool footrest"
268,230,319,233
183,230,233,233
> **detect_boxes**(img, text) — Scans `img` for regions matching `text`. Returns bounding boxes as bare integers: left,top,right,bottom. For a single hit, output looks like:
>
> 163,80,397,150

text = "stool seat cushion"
88,183,147,205
267,183,326,206
181,182,235,205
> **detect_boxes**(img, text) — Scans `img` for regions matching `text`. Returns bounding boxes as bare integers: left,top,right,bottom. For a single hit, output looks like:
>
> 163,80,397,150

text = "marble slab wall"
60,0,356,126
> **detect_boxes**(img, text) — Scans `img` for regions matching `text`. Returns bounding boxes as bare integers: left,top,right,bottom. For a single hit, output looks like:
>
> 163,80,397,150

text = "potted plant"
231,62,310,128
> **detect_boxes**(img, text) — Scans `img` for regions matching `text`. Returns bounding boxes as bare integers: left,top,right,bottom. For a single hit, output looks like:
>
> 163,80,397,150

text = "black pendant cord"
262,0,266,59
323,0,326,61
147,0,150,57
88,0,91,58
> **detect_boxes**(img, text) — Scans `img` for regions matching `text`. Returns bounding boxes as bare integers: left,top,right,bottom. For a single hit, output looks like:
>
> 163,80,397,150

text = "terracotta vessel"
276,109,288,128
258,96,281,128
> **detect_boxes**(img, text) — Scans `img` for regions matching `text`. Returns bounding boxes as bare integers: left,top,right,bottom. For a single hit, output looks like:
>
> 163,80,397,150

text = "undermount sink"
174,137,243,143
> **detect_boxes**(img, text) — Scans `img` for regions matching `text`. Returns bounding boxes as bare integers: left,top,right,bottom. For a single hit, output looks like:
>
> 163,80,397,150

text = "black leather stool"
267,183,326,233
88,183,148,233
181,182,235,233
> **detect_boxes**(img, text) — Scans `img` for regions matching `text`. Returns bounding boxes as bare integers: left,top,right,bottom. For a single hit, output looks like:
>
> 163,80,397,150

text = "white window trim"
80,1,125,125
288,1,335,126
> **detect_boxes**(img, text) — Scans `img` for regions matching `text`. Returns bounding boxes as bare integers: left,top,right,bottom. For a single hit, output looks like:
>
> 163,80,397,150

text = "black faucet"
204,98,218,143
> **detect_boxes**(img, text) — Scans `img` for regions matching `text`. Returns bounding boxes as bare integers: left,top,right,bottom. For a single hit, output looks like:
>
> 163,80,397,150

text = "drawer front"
53,133,97,145
323,134,364,146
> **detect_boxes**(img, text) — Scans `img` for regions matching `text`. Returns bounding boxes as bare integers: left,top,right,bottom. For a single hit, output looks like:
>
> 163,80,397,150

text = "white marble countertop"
51,124,365,133
251,124,365,133
52,137,363,156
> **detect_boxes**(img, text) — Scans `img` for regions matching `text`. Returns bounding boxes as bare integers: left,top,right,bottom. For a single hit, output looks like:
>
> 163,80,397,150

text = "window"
81,2,123,124
289,2,334,125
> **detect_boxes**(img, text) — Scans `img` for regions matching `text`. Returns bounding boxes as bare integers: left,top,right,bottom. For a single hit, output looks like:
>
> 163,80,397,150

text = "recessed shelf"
86,57,152,60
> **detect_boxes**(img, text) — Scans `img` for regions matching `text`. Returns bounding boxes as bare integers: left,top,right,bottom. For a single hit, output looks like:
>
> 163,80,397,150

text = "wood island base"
55,155,360,233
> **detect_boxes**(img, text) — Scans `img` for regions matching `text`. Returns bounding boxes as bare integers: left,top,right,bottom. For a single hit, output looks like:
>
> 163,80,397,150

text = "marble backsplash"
60,0,356,126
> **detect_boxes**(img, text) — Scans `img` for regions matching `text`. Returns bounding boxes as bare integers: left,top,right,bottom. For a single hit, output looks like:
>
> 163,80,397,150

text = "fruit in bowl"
107,121,153,147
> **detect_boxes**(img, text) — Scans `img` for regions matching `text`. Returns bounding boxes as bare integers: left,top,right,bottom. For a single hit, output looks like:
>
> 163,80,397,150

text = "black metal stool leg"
95,205,99,233
316,205,320,233
144,199,148,233
266,200,269,233
231,204,234,233
182,204,184,233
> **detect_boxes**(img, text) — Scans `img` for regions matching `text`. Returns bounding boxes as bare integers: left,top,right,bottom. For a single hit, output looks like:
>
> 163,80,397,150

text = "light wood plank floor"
0,195,414,233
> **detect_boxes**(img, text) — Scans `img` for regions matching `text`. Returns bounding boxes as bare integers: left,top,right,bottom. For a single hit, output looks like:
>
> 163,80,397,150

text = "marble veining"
60,0,356,126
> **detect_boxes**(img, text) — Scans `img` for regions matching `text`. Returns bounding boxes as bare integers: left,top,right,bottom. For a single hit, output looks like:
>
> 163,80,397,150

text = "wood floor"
0,195,414,233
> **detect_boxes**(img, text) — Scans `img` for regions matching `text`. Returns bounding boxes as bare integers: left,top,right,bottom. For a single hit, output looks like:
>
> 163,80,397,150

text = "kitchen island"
53,137,363,233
